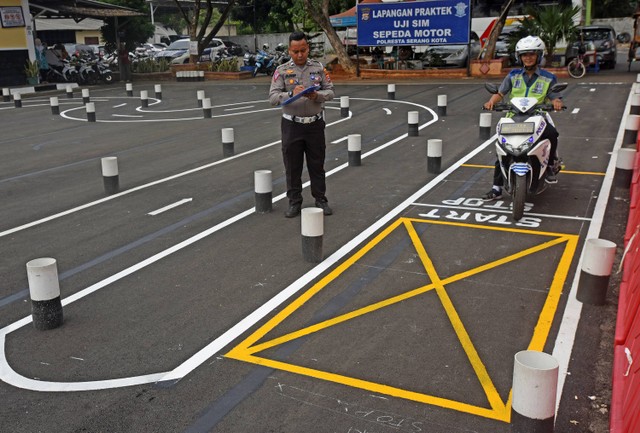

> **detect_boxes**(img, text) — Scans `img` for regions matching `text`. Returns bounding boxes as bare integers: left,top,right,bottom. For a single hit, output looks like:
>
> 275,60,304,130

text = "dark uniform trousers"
281,117,327,205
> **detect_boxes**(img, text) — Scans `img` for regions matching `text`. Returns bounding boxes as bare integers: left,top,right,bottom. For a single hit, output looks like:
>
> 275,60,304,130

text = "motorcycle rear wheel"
102,72,113,84
567,58,586,79
512,174,527,221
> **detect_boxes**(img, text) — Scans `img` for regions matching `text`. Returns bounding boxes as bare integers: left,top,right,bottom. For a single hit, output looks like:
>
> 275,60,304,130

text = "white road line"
412,203,593,221
112,114,143,118
0,98,435,391
551,82,636,412
331,136,348,144
571,108,580,114
113,103,127,108
383,108,392,115
148,198,193,216
224,105,255,111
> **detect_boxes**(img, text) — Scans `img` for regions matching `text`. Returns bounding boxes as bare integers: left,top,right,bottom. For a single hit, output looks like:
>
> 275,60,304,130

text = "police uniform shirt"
268,59,335,117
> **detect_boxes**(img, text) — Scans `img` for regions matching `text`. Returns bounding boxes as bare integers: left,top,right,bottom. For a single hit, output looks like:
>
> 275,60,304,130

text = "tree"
172,0,236,63
518,4,581,65
303,0,355,74
100,0,155,52
592,0,634,19
480,0,515,60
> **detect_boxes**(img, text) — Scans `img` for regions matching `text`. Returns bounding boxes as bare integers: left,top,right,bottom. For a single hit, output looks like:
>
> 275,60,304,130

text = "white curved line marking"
1,99,436,391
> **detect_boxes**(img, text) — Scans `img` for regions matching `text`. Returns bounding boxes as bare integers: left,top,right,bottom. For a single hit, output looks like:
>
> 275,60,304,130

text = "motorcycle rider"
482,35,564,201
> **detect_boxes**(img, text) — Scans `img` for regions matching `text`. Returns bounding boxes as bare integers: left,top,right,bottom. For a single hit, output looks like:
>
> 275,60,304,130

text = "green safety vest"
509,72,552,103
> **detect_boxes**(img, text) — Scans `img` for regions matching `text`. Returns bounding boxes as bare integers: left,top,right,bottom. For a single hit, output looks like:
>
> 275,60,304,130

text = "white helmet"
515,36,545,64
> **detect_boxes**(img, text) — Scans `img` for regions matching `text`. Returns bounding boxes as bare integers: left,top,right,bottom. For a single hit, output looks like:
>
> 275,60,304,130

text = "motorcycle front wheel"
512,174,527,221
102,72,113,84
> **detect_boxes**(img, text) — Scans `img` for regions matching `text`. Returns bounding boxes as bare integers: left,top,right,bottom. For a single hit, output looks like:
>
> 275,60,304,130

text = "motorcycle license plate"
499,122,535,135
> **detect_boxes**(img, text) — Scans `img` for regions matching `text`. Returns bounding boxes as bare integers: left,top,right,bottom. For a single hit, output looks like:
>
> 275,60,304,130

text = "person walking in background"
34,38,49,82
118,42,131,82
269,31,335,218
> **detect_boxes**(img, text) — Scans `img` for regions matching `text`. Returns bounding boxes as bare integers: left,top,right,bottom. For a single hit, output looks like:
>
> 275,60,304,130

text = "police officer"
481,35,564,202
269,31,335,218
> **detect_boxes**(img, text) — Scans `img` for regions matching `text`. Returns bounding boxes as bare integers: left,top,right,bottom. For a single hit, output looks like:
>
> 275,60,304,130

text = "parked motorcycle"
45,58,78,83
252,45,276,77
483,82,567,220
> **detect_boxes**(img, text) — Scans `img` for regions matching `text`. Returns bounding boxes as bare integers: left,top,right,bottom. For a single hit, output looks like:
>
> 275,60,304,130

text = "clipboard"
281,85,320,106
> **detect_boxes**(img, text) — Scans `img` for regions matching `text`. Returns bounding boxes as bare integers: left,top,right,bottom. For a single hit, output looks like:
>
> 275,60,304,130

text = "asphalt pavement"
0,61,636,433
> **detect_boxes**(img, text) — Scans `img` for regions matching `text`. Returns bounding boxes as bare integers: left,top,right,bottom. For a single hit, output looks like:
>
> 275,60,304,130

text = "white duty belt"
282,112,323,124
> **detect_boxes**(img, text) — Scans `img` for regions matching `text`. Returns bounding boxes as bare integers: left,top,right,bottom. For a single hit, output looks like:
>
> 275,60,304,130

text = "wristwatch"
288,90,293,97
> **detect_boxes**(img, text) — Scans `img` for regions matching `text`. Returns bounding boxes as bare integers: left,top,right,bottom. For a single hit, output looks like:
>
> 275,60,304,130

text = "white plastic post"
85,102,96,122
202,98,212,118
408,111,419,136
82,88,90,103
101,156,119,195
427,139,443,174
26,258,64,330
197,90,205,107
387,83,396,100
437,94,447,116
577,238,617,305
2,88,10,102
126,82,133,96
348,134,362,166
512,350,559,433
50,96,60,115
140,90,149,108
623,114,640,144
222,127,234,157
13,92,22,108
616,147,637,188
479,112,492,139
254,170,273,214
340,96,349,118
66,84,74,98
154,84,162,99
301,208,323,263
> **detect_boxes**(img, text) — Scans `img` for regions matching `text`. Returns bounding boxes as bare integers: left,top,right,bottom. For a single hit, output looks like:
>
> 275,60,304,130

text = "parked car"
154,38,190,61
164,38,226,64
421,31,482,68
494,24,521,66
565,25,617,69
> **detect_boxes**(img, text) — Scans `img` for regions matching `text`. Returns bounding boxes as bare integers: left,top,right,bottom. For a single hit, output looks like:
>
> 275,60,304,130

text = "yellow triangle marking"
226,218,579,422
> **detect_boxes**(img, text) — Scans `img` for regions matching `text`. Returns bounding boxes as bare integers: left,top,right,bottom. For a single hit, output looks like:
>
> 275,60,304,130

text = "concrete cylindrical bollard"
27,258,64,331
2,87,10,102
126,82,133,97
340,96,349,118
101,156,119,195
302,207,323,263
437,94,447,116
140,90,149,108
222,127,234,157
623,114,640,144
254,170,273,213
86,102,96,122
387,83,396,100
202,98,212,118
82,88,90,104
615,147,637,188
511,350,559,433
66,85,74,99
576,238,617,305
50,96,60,115
348,134,362,166
631,93,640,115
479,112,492,139
427,139,443,174
197,90,205,107
154,84,162,100
408,111,419,136
13,92,22,108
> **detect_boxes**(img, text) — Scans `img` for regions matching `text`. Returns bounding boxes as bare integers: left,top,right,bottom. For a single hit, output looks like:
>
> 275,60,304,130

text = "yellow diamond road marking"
225,218,578,422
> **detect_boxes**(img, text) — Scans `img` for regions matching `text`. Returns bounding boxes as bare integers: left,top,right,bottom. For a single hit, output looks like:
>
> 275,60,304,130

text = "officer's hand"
292,85,305,95
552,99,564,111
305,91,318,100
483,101,494,110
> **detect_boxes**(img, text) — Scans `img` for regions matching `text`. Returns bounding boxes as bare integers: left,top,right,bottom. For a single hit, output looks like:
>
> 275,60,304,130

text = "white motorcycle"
484,82,567,220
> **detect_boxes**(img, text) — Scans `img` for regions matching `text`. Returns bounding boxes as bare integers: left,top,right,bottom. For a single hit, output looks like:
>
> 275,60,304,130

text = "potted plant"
24,60,40,85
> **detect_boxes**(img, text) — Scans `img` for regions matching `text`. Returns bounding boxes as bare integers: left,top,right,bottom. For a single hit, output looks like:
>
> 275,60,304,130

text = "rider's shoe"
482,188,503,201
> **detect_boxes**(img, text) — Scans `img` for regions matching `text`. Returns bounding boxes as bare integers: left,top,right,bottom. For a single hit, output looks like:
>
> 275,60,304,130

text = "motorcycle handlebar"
482,104,567,112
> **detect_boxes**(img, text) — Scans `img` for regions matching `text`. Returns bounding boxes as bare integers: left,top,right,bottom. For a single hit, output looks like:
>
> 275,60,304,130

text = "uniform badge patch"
273,69,280,81
324,68,331,82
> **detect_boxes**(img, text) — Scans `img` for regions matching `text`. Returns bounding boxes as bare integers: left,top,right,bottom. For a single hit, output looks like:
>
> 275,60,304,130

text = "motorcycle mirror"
550,83,567,93
484,83,499,94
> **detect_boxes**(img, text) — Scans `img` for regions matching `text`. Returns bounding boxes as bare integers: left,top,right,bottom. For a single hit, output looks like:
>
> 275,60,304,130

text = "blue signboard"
357,0,471,47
